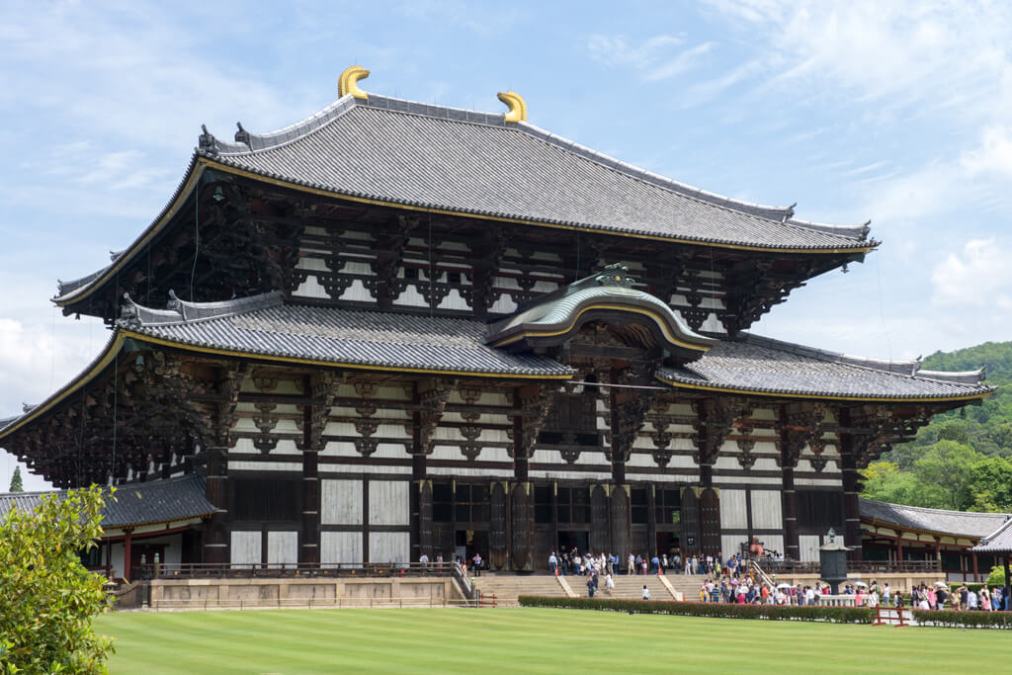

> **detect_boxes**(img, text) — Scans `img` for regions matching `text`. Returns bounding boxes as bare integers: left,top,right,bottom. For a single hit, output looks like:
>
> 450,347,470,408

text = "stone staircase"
471,574,568,606
664,574,709,602
603,574,676,601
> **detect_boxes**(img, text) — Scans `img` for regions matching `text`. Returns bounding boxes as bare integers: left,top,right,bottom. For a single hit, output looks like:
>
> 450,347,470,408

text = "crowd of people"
541,547,1009,611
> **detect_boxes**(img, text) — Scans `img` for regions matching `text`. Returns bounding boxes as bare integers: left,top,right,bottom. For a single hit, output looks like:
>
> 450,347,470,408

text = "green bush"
986,565,1006,588
517,595,875,624
0,486,113,672
913,609,1012,629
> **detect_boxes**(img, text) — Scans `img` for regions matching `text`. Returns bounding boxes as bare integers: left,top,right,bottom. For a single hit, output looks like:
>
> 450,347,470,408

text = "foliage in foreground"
517,595,875,624
0,486,113,674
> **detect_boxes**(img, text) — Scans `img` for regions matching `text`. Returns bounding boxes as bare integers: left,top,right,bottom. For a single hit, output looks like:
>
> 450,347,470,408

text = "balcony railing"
136,561,455,580
757,558,941,575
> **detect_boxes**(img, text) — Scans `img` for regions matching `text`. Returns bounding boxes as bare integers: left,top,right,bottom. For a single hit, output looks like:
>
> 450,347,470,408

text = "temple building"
0,67,992,578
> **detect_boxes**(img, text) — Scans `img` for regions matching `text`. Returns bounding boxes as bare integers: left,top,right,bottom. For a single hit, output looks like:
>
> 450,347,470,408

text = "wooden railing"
137,561,455,580
757,558,941,575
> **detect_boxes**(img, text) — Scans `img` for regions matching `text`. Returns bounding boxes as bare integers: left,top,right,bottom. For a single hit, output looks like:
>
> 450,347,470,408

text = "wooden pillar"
972,551,980,582
1004,555,1011,610
411,387,432,561
897,536,904,563
300,447,320,566
511,389,533,571
609,385,626,485
202,446,229,565
836,409,863,561
123,530,134,581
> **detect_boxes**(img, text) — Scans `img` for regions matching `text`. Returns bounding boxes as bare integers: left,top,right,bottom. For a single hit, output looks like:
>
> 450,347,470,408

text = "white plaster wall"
719,489,748,530
369,532,410,564
751,490,783,530
230,531,262,565
267,531,299,565
722,534,746,559
321,532,363,564
799,535,821,562
368,481,409,526
110,542,124,578
761,534,785,556
322,479,363,525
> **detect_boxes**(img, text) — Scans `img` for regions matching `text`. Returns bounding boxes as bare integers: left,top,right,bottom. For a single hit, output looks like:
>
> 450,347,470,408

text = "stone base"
146,576,461,610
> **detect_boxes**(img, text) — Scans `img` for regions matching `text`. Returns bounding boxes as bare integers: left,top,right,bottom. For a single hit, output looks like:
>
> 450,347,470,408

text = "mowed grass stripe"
97,607,1012,674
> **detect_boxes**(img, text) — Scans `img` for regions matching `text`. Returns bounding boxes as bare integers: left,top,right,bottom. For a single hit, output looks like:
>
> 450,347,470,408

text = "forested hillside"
862,341,1012,512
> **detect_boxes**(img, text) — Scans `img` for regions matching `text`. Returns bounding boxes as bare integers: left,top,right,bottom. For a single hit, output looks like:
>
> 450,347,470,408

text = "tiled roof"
657,334,991,401
199,93,871,252
973,519,1012,554
120,292,571,377
0,475,215,529
860,498,1009,539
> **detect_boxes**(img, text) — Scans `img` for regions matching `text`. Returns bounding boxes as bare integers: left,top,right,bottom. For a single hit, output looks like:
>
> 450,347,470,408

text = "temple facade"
0,67,991,578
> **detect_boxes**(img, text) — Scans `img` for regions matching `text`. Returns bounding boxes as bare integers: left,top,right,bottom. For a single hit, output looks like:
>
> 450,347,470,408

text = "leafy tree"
0,485,113,673
8,465,22,493
986,565,1006,588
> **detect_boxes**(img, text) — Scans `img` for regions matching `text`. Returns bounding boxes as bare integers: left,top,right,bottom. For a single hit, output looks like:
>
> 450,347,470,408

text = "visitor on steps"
641,584,651,601
587,576,595,598
472,552,482,577
627,553,635,575
548,551,558,576
605,572,615,596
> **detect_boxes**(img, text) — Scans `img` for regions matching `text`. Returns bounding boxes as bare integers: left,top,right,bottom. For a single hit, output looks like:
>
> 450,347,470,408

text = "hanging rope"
190,191,200,301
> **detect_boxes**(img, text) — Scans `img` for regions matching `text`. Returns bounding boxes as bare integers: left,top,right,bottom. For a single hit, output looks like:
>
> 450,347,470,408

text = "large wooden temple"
0,67,991,578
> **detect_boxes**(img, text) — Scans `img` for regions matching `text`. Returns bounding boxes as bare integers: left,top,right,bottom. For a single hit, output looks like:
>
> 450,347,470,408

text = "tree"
8,465,23,493
0,485,113,672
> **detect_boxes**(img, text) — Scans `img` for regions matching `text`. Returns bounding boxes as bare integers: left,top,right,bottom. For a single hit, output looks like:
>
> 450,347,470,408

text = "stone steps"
471,575,567,606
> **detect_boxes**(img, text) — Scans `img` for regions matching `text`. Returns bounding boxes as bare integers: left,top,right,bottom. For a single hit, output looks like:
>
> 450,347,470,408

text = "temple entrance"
454,529,488,566
558,530,589,554
656,532,679,559
131,543,166,579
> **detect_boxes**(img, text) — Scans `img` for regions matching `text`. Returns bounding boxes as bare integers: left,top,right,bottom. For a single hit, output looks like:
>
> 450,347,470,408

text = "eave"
53,155,877,313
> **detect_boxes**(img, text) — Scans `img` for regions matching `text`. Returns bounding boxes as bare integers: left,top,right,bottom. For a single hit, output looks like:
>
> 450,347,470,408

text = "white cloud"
587,33,714,82
932,238,1012,309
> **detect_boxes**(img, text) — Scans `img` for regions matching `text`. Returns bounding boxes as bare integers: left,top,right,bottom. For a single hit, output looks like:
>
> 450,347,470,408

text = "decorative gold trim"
489,303,710,352
338,65,370,100
202,160,876,255
655,374,992,404
497,91,527,123
55,156,875,309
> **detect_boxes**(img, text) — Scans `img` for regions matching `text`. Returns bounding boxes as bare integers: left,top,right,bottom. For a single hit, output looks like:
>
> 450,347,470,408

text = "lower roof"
657,334,991,402
860,498,1009,539
0,295,990,440
973,519,1012,554
0,475,215,529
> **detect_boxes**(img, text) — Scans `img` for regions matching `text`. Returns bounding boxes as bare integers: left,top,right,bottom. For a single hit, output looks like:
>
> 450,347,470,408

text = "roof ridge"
517,121,802,225
119,290,284,328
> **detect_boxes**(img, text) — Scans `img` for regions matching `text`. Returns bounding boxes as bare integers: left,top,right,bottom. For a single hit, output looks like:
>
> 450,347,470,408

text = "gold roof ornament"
339,65,370,100
497,91,527,123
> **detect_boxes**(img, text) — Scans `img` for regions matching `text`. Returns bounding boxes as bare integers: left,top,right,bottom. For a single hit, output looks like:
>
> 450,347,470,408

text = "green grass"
97,607,1012,674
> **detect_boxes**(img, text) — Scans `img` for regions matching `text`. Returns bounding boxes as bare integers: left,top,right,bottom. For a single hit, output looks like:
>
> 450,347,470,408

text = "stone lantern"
819,528,851,595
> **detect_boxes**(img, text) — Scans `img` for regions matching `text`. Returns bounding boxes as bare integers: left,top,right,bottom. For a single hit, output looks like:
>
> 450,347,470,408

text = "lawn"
97,607,1012,674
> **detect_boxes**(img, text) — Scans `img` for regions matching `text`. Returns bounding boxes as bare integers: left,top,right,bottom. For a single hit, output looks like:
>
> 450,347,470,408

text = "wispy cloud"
587,33,714,82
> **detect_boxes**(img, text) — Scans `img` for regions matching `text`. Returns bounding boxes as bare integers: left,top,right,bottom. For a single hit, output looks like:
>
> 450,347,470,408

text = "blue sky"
2,1,1011,490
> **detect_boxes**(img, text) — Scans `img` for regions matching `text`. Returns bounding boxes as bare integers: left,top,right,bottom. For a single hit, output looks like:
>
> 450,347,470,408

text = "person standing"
548,551,558,576
472,552,483,577
627,552,635,575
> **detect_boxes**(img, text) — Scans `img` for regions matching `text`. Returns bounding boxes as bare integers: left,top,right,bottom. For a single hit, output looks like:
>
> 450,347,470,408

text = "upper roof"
53,70,876,308
657,334,991,402
486,264,715,355
0,475,215,529
199,90,873,252
973,518,1012,554
860,498,1009,539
